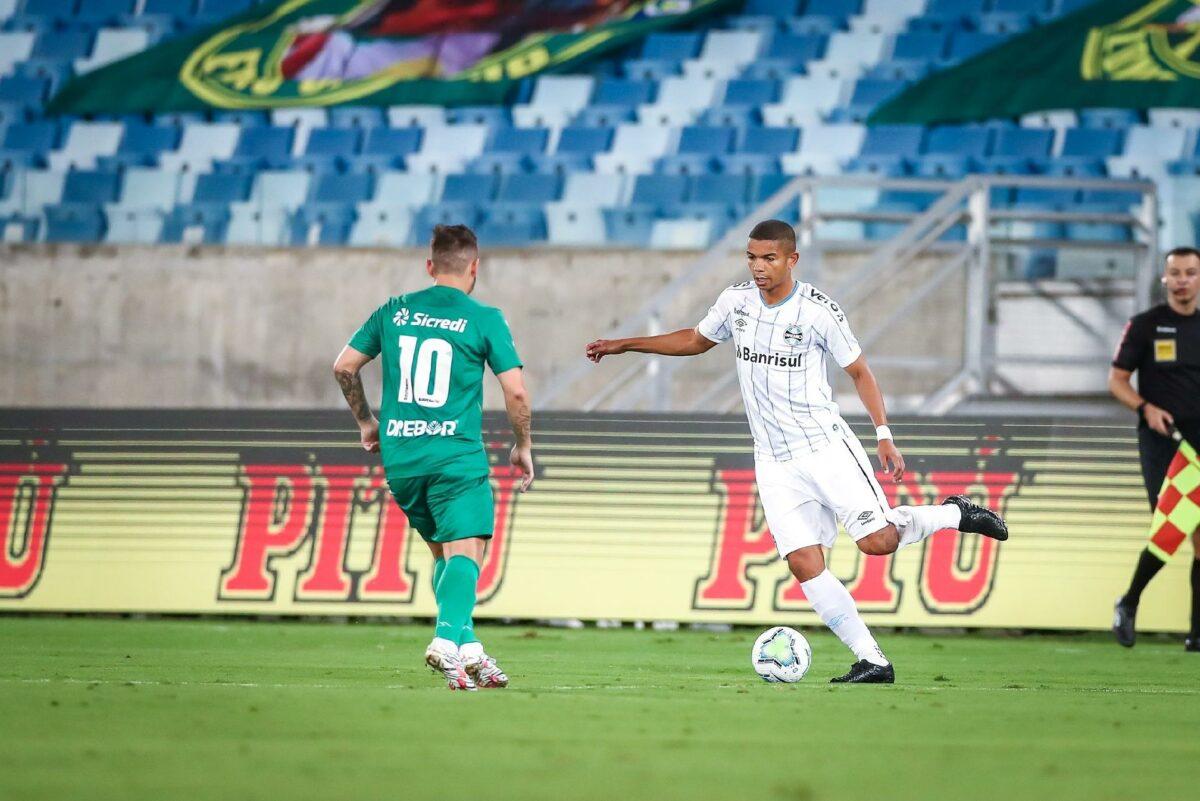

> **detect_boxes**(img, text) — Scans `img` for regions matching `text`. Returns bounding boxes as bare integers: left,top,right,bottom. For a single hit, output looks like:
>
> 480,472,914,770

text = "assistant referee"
1108,247,1200,651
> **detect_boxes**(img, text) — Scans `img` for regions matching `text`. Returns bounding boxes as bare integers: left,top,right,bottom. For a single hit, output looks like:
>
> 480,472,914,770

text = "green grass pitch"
2,617,1198,801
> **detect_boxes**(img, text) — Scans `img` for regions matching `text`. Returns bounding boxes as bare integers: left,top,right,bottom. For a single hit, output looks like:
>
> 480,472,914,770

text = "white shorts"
755,433,893,557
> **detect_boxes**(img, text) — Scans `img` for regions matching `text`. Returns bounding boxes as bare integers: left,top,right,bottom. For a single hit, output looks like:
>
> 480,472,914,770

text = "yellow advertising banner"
0,411,1192,632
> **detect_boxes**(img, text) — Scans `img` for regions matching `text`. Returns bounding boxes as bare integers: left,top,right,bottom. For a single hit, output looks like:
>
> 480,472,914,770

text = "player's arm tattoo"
509,397,532,447
334,368,374,425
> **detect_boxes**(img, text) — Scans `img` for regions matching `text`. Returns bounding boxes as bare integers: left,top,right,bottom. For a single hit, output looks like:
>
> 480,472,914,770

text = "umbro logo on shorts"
856,511,875,523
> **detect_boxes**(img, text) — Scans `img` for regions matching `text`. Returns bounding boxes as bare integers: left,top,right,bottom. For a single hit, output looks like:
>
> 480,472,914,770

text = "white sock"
887,504,962,548
459,641,484,661
800,569,888,666
430,636,458,655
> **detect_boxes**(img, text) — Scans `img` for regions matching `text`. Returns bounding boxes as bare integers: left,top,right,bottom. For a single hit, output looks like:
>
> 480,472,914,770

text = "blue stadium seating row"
0,0,1157,259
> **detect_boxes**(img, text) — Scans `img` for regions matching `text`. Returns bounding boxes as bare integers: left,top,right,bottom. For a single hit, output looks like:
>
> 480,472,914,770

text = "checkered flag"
1147,430,1200,561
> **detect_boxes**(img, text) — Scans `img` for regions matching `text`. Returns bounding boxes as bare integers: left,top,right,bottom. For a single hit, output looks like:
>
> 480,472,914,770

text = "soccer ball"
751,626,812,683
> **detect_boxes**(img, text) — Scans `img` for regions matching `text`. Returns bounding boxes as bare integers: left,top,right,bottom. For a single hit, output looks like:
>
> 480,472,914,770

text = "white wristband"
875,425,893,442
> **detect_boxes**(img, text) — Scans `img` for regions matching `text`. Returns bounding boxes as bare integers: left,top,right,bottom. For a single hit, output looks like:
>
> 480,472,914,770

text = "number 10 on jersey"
398,335,453,408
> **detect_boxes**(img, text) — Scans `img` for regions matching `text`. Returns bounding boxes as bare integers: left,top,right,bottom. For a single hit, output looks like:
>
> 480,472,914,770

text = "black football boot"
830,661,895,684
942,495,1009,541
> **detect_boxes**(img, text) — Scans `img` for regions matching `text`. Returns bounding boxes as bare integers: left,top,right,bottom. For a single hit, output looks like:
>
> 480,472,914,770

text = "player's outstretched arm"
497,367,534,492
333,345,380,454
843,355,904,481
585,328,718,362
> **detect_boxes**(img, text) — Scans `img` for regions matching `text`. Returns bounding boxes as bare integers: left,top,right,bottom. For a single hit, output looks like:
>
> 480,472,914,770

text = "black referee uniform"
1111,302,1200,646
1112,304,1200,507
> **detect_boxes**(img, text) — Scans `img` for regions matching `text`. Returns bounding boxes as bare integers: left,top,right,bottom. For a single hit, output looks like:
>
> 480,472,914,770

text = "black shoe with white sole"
942,495,1009,541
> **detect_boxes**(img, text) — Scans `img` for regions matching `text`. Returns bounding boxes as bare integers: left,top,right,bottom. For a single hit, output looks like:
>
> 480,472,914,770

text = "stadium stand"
0,0,1172,259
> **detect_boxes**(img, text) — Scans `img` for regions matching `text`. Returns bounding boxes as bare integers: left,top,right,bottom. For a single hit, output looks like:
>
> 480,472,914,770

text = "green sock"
434,555,479,645
432,557,446,595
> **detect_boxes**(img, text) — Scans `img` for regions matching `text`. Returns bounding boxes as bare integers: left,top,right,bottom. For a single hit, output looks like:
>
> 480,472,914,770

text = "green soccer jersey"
348,285,522,479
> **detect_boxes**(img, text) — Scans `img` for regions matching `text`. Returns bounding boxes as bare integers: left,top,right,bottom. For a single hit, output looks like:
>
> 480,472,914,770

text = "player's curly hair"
748,219,796,253
430,224,478,274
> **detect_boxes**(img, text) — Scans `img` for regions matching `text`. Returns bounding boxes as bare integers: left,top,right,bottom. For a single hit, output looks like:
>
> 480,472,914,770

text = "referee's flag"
1147,436,1200,561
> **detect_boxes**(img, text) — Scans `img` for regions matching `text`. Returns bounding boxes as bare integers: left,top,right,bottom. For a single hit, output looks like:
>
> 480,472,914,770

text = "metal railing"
539,173,1157,413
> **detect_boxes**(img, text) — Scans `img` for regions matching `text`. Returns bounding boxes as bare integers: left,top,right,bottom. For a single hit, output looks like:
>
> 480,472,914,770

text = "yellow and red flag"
1147,435,1200,561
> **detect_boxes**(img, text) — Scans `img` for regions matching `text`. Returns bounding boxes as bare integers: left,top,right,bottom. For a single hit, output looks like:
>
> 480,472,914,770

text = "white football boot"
425,638,476,691
460,642,509,689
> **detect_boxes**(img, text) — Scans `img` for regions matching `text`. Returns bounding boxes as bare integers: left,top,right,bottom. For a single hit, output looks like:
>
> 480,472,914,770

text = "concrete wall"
0,244,701,409
0,244,1135,411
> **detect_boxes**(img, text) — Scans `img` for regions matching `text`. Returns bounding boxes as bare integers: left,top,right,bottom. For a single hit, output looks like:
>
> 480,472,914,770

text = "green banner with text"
48,0,734,114
871,0,1200,125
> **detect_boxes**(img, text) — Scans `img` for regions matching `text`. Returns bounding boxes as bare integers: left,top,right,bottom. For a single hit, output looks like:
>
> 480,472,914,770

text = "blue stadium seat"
1063,202,1132,243
1078,108,1142,129
219,126,294,172
195,0,253,26
658,125,735,175
0,74,48,106
945,31,1004,63
743,0,801,15
44,203,104,242
531,126,611,174
471,127,549,174
477,205,547,246
917,126,991,175
60,169,120,204
287,203,356,246
29,28,91,60
412,203,484,241
919,0,987,30
192,172,251,203
846,124,924,174
804,0,863,25
209,111,268,130
978,12,1034,35
1058,127,1124,174
160,202,231,244
892,31,948,63
629,174,689,214
441,173,498,204
686,173,751,228
328,106,387,129
0,120,57,167
591,78,656,108
763,32,830,70
718,126,800,175
723,79,779,107
496,173,560,204
9,0,77,29
75,0,134,26
292,127,361,173
602,207,654,247
96,123,179,170
354,127,422,172
144,0,197,18
993,0,1050,13
639,32,702,62
837,78,908,122
444,106,511,127
307,171,373,204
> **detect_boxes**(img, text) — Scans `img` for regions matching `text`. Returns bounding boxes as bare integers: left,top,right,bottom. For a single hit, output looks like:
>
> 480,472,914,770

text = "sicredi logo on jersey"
393,307,468,333
386,419,459,437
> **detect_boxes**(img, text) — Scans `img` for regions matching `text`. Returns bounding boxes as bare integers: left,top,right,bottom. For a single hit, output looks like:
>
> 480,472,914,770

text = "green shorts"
386,473,494,543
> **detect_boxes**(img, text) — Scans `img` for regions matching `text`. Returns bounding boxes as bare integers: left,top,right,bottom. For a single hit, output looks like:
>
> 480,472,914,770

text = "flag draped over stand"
48,0,737,114
870,0,1200,125
1147,436,1200,561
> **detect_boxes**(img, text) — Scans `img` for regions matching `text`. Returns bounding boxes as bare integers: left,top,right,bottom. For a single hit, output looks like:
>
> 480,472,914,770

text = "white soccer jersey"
697,280,862,461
